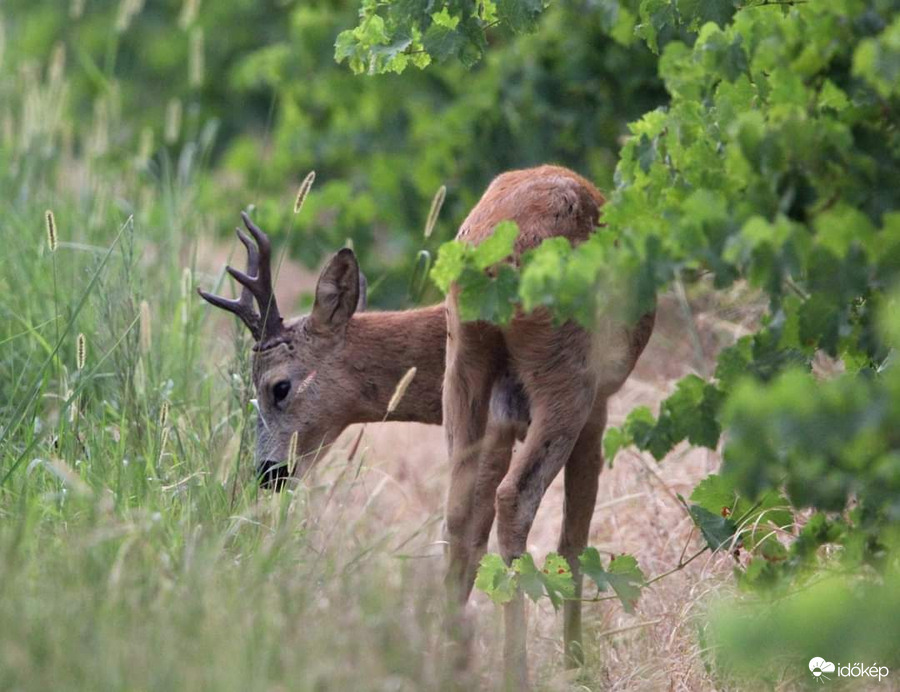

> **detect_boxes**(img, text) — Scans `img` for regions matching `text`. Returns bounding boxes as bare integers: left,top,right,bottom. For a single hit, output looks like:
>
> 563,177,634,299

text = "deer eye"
272,380,291,405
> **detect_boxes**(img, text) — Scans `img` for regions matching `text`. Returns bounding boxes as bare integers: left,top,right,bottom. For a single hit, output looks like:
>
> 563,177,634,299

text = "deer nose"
257,460,289,491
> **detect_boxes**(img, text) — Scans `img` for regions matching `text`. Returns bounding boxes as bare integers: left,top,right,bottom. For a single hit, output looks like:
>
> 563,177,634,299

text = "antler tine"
197,212,285,344
240,211,270,256
236,227,259,276
196,287,262,340
239,211,284,342
197,223,268,341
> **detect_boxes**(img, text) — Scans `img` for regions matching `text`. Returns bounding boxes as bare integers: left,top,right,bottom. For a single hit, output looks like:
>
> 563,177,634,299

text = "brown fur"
443,165,654,682
200,165,654,683
249,304,446,475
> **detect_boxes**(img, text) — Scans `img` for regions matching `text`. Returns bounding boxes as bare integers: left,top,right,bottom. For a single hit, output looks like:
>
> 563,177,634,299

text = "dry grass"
267,265,769,689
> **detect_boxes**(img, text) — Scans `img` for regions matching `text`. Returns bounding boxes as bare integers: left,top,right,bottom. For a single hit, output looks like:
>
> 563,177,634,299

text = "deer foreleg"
558,398,608,667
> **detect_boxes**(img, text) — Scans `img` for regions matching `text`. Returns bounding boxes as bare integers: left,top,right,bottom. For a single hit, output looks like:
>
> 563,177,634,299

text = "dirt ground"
198,235,765,690
343,286,761,690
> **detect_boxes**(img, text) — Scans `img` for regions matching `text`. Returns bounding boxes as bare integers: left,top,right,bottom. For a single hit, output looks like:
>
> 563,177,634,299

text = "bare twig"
597,618,664,638
646,547,708,586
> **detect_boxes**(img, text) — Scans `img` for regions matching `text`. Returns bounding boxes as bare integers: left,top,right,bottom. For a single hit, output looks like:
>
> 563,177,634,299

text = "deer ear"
311,248,361,331
356,269,368,312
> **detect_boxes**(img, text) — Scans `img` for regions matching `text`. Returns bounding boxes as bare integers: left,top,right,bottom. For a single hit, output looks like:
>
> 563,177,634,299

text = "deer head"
198,213,367,489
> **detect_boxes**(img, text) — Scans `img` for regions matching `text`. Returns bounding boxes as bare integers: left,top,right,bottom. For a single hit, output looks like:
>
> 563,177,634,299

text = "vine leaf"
690,474,793,540
475,552,574,610
475,553,517,604
514,553,575,610
579,547,646,614
472,220,518,269
689,504,738,551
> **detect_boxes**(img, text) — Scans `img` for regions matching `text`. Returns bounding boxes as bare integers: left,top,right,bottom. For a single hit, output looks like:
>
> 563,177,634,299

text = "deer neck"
344,303,446,426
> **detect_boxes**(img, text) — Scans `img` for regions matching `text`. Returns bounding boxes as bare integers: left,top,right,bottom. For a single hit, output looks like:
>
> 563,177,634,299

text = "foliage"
579,548,646,614
4,0,900,683
2,1,665,308
335,0,548,74
426,0,900,671
476,552,575,609
0,70,465,690
431,220,520,321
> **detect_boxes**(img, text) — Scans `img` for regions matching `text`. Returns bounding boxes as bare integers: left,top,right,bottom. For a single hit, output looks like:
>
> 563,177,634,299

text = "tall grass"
0,59,458,692
0,33,751,692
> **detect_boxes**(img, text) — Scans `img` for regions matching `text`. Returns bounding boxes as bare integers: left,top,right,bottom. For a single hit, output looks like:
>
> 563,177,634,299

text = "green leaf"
457,264,520,323
597,0,638,46
359,14,390,45
579,547,646,614
431,241,467,293
690,473,738,517
660,375,723,449
512,553,546,603
423,22,467,62
603,425,628,466
635,0,675,53
334,30,366,73
511,553,574,610
689,475,793,547
697,24,747,82
814,204,876,259
689,504,738,551
431,8,460,29
540,553,576,609
496,0,545,34
852,16,900,98
623,405,674,461
676,0,736,30
742,491,793,533
818,79,849,112
473,221,519,270
475,553,517,604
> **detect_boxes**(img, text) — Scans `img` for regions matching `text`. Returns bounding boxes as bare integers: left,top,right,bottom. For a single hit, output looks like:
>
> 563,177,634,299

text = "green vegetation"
425,0,900,681
2,0,900,688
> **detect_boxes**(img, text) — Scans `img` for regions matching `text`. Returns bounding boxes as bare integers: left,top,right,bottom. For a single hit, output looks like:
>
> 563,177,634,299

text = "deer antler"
197,212,284,345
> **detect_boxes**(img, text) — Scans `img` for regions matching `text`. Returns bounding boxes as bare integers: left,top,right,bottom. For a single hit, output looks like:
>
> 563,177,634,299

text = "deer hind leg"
495,320,597,687
558,397,608,668
453,418,517,603
442,300,506,596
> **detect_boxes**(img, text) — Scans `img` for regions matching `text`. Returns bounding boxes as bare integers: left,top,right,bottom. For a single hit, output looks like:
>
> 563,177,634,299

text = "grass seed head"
158,401,169,429
164,98,182,144
69,0,85,19
76,333,86,371
137,126,154,166
178,0,200,29
115,0,145,33
45,210,58,252
189,28,204,88
288,430,299,475
424,185,446,239
387,367,416,415
294,171,316,214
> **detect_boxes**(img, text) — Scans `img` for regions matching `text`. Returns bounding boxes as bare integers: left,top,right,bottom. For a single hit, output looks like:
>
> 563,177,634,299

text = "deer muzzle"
256,459,290,491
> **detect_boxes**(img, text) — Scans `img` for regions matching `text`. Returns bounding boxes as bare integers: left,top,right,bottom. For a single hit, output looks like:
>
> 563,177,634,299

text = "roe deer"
199,165,654,684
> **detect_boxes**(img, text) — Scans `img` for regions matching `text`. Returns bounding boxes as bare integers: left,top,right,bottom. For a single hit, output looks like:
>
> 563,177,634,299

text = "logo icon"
810,657,836,682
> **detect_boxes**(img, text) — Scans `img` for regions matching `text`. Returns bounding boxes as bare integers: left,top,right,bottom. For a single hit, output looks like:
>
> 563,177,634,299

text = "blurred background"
1,0,666,307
